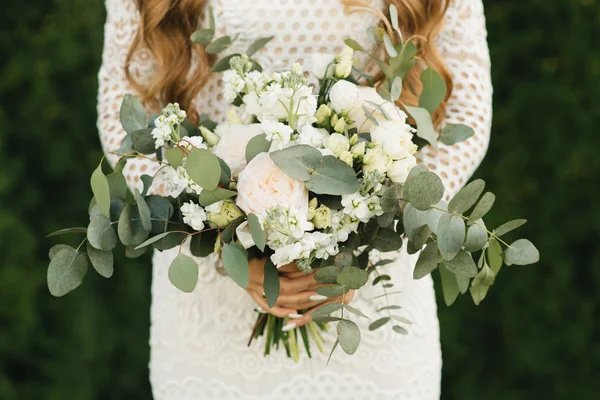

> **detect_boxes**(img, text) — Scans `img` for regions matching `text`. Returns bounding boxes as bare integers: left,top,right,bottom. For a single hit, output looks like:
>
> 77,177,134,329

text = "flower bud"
340,151,354,166
226,107,243,125
315,104,332,125
324,133,350,157
313,205,332,229
199,126,220,147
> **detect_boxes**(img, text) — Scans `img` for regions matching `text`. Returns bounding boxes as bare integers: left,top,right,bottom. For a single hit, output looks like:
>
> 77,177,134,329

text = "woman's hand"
245,258,354,328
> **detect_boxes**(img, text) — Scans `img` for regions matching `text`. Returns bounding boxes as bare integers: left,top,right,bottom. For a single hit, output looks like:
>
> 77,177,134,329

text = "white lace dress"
97,0,492,399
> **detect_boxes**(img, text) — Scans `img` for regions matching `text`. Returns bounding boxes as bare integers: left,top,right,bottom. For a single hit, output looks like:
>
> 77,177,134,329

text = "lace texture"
97,0,492,399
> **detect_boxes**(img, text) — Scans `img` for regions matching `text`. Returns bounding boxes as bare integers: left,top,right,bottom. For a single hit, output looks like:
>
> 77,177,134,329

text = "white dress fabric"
97,1,492,399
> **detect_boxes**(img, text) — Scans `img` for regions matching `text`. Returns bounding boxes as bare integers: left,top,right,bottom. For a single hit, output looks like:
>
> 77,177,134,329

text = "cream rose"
236,153,309,220
212,123,264,177
387,155,418,184
371,120,418,160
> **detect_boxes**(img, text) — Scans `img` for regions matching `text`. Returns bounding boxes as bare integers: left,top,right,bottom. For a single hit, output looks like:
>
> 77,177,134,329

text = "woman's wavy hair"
127,0,452,126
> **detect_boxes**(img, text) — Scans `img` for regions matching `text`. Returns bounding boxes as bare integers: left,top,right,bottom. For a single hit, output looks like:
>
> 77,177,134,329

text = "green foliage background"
0,0,598,398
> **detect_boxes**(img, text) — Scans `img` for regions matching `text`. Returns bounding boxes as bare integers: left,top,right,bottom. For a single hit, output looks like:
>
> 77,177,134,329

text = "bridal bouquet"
47,5,539,361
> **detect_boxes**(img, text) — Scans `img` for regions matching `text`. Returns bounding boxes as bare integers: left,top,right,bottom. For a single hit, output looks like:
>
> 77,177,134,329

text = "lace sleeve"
419,0,493,199
97,0,162,194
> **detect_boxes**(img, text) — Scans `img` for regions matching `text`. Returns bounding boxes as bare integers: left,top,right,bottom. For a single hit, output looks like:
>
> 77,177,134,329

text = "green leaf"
91,164,111,219
368,54,394,79
205,36,232,54
314,265,341,284
87,214,118,251
198,187,237,207
119,94,147,134
218,157,232,186
190,29,214,45
118,206,151,247
344,38,365,51
342,304,369,319
246,36,275,56
106,169,128,200
391,76,402,101
186,148,221,191
270,145,322,181
310,315,342,323
403,203,427,242
448,179,485,213
391,315,412,325
337,320,361,355
86,242,114,278
372,274,391,285
389,4,400,32
464,220,488,252
504,239,539,265
146,195,174,233
456,274,470,294
380,184,403,213
371,228,403,252
140,175,153,197
263,258,279,308
393,325,409,335
439,264,459,306
306,155,359,195
165,147,185,169
442,250,478,278
440,124,475,146
47,247,88,297
211,53,241,73
49,244,71,260
404,105,438,149
334,252,354,268
404,170,444,211
168,253,199,293
336,267,368,290
426,201,447,234
131,128,156,154
134,189,152,231
419,68,447,114
488,238,503,274
470,265,496,305
382,33,398,58
245,133,271,163
247,214,266,251
369,317,391,331
46,227,87,238
189,230,218,257
134,232,175,250
437,213,465,260
494,219,527,237
468,192,495,224
221,242,249,288
377,305,402,312
413,241,439,279
315,285,345,297
311,303,342,319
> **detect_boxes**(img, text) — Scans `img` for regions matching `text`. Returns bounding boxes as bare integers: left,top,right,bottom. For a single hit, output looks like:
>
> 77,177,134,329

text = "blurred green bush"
0,0,598,399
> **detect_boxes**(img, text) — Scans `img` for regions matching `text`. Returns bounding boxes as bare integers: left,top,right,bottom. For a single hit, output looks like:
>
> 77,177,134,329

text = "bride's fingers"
287,290,355,329
279,274,323,294
282,268,318,279
247,289,298,319
275,291,328,309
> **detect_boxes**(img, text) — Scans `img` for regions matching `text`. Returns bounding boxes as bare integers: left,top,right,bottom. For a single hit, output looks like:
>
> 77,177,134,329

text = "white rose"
235,221,256,249
324,133,350,157
212,123,264,177
387,155,418,184
297,125,329,148
334,46,354,79
348,87,408,133
363,145,391,175
236,153,309,220
370,120,418,160
329,80,360,113
311,53,335,80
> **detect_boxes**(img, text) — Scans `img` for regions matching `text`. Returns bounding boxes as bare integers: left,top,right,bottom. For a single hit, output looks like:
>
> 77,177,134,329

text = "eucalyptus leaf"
311,303,342,319
443,250,477,278
106,169,128,200
118,205,151,247
245,134,271,163
404,105,437,149
314,265,341,284
403,203,427,242
134,189,152,232
246,36,275,56
336,267,368,290
337,320,361,355
211,54,240,73
263,258,279,308
470,265,496,305
46,227,87,238
437,214,465,260
146,195,174,233
464,220,488,252
468,192,495,224
270,145,322,181
371,228,403,252
91,165,111,219
87,214,117,251
342,304,369,319
185,148,221,191
190,29,215,45
168,253,199,293
391,315,412,325
413,241,439,279
439,264,459,306
205,36,232,54
426,201,447,234
221,242,249,288
377,305,402,312
87,243,114,278
49,244,71,260
305,156,359,195
487,238,503,273
119,94,147,134
494,219,527,237
344,38,365,51
134,232,174,250
334,252,354,268
248,213,266,251
140,175,154,197
404,170,444,211
382,33,398,57
380,184,403,213
419,68,447,114
315,285,345,297
131,128,155,154
448,179,485,213
440,124,475,146
165,147,185,169
456,274,470,294
504,239,539,265
47,247,88,297
369,317,391,331
198,187,237,207
372,274,391,285
392,325,409,335
391,77,402,101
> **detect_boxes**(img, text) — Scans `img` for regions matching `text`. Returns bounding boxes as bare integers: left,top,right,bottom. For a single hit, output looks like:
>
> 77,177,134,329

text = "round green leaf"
404,171,444,211
371,228,404,252
440,123,475,146
190,29,214,45
437,214,465,260
119,94,147,134
165,147,185,169
49,244,71,260
336,267,368,290
464,220,488,252
87,242,114,278
448,179,485,214
311,303,342,319
337,320,361,355
146,195,174,234
270,144,323,181
468,192,495,224
168,253,199,293
189,230,218,257
118,206,151,247
87,214,118,251
402,203,427,242
504,239,539,265
131,128,156,154
315,285,345,297
442,250,477,278
426,201,447,234
413,241,439,279
314,265,341,284
245,133,271,163
47,247,88,297
185,148,221,191
404,105,437,149
419,68,447,114
306,156,359,195
222,242,249,288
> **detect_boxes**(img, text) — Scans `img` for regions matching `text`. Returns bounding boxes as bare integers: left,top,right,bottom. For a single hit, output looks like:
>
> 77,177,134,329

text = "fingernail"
255,307,268,314
309,295,328,302
282,322,297,332
288,313,303,319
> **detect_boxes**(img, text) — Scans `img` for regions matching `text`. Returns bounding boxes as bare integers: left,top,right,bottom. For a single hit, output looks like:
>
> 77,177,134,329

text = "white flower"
271,242,304,267
222,70,245,103
205,200,223,214
262,122,294,151
342,192,371,222
212,123,264,177
334,45,354,79
180,135,207,151
236,153,309,220
301,231,339,259
296,125,329,148
329,80,360,113
370,120,417,160
288,210,314,239
351,141,366,158
162,166,190,198
324,133,350,157
242,92,261,116
363,145,391,175
244,70,269,92
366,196,384,217
151,116,172,148
330,211,359,242
235,221,256,249
181,201,207,231
258,84,291,121
311,53,335,80
387,155,418,184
